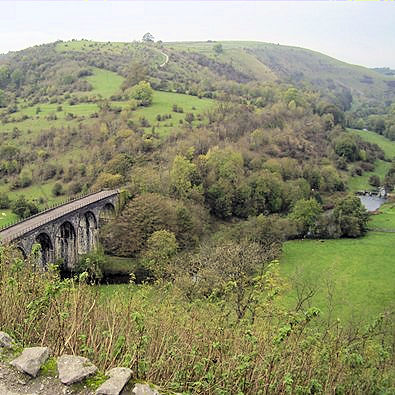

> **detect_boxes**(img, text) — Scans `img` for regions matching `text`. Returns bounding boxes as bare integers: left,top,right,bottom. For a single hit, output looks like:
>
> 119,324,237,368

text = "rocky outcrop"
10,347,49,377
57,355,97,385
95,367,132,395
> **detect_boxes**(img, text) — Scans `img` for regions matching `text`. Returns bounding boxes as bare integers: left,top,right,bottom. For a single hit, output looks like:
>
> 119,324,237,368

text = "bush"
143,230,178,279
289,198,323,236
129,81,153,106
11,195,39,218
334,195,369,237
0,193,10,209
52,182,64,197
369,175,381,187
93,173,123,190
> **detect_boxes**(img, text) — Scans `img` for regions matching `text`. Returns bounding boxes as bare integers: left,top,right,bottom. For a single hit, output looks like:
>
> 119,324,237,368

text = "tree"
0,89,5,108
0,193,10,209
369,175,381,188
185,112,195,124
52,182,64,197
11,195,38,219
333,195,369,237
289,198,323,236
129,81,153,106
93,172,123,190
143,230,178,279
121,61,148,91
100,193,201,257
334,135,359,162
170,155,199,199
173,240,279,321
248,170,285,214
142,32,154,43
213,43,223,55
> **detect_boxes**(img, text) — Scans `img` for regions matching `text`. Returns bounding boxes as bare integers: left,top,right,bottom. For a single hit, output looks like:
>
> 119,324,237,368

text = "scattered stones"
57,355,97,385
0,332,14,349
10,347,49,378
0,382,38,395
132,383,161,395
95,367,132,395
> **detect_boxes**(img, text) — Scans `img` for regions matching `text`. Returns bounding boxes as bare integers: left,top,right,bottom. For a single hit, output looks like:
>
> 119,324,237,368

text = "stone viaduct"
0,190,119,270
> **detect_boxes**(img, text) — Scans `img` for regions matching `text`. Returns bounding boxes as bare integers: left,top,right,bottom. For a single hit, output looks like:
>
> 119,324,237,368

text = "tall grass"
0,245,394,394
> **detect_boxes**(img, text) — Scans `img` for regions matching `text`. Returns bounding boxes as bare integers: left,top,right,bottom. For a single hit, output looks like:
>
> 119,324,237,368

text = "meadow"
349,128,395,159
347,128,394,192
280,206,395,321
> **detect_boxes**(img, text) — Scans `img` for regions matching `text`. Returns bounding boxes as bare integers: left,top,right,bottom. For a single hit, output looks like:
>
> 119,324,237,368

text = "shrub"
334,195,369,237
0,193,10,209
52,182,64,197
369,175,381,187
11,195,39,218
129,81,153,106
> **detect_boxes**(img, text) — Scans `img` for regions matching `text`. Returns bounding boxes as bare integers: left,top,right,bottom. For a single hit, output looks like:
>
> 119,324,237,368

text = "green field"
129,90,214,136
86,68,124,98
348,159,391,191
369,202,395,230
346,128,395,192
56,40,132,54
349,128,395,159
280,211,395,321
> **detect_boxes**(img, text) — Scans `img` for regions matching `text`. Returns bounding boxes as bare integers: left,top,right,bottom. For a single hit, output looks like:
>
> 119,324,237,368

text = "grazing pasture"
280,225,395,321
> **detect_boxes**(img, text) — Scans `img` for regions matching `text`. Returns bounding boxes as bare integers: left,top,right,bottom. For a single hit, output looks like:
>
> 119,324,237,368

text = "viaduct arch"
0,190,119,270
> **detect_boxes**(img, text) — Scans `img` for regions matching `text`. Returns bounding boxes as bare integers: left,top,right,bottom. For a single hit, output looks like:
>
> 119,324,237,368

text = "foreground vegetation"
1,245,394,394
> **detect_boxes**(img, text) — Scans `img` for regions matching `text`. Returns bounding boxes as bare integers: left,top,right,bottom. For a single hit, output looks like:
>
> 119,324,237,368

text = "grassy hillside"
349,128,395,159
0,61,215,227
348,160,391,192
347,128,395,192
167,41,395,103
86,67,124,97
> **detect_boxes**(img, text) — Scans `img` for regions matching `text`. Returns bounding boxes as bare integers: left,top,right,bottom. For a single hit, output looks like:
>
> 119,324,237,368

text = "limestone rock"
10,347,49,377
95,367,132,395
57,354,97,385
132,383,161,395
0,331,14,348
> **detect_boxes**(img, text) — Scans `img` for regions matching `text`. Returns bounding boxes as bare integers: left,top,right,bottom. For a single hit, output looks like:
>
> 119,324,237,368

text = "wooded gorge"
0,39,394,394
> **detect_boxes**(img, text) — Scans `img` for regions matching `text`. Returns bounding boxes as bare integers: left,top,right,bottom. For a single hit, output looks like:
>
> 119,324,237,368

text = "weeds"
0,245,394,394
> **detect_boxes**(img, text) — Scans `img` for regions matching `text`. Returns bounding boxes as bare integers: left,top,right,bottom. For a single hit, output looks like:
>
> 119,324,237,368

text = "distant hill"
166,41,395,106
1,39,394,110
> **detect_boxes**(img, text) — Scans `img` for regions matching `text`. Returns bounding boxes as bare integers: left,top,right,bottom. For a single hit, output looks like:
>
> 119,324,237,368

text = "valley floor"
280,203,395,321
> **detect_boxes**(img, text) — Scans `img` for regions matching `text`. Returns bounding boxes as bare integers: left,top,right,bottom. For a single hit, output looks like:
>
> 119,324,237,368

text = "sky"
0,1,395,68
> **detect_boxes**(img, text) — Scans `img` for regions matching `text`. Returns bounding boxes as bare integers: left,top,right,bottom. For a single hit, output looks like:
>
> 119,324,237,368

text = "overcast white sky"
1,1,395,68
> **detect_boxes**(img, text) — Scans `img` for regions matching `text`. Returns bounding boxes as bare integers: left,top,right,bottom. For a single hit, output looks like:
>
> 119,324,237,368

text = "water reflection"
359,195,386,212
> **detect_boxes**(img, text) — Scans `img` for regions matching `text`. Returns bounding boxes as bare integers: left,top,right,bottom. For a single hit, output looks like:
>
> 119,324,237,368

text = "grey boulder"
95,367,132,395
132,383,161,395
57,354,97,385
10,347,49,377
0,331,14,348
